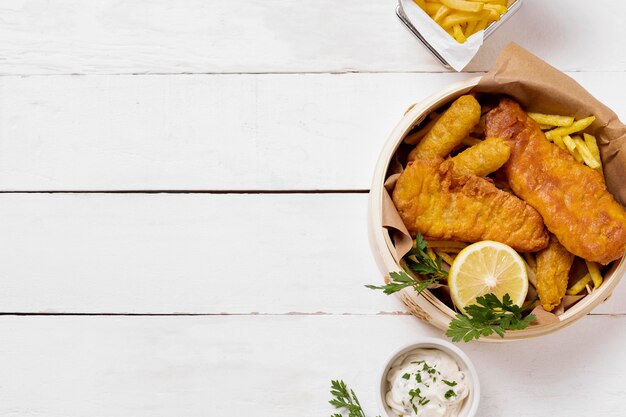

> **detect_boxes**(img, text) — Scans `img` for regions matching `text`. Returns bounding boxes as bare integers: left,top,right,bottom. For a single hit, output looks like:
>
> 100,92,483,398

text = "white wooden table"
2,1,626,415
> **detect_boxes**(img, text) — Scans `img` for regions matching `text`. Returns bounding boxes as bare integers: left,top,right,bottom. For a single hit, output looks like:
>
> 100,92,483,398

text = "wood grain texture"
0,192,625,315
1,72,624,191
2,314,626,416
1,0,625,74
0,193,398,314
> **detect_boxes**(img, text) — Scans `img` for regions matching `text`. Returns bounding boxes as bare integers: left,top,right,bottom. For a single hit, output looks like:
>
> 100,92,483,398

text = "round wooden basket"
368,76,626,341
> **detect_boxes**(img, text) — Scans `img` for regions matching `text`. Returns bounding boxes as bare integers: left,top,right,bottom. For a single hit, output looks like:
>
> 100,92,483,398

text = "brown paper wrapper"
381,43,626,322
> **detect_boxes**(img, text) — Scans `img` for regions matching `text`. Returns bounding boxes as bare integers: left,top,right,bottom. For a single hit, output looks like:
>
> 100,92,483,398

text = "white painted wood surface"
1,72,624,191
1,0,625,74
2,315,626,417
1,192,625,315
2,1,626,416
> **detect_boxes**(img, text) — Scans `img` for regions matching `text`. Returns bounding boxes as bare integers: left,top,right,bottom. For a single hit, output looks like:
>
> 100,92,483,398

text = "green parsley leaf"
329,380,380,417
402,373,411,380
445,390,457,400
366,234,447,296
443,379,457,387
445,293,537,342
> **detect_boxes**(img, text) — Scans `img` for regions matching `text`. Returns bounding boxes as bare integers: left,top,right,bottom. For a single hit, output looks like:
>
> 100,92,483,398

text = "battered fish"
450,137,510,177
485,98,626,264
536,235,574,312
408,95,481,161
392,158,549,252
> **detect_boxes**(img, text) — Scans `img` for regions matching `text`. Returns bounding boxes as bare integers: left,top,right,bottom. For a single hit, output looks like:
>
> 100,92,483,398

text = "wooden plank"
1,314,625,416
0,193,399,314
1,72,624,191
1,192,625,315
1,0,625,74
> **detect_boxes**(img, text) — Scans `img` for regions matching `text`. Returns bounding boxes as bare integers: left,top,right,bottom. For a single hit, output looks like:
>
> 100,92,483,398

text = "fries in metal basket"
413,0,509,43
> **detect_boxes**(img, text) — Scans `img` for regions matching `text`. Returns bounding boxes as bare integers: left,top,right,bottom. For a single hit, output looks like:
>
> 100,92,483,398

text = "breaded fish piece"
450,137,511,177
392,158,549,252
536,235,574,312
408,95,481,161
485,98,626,264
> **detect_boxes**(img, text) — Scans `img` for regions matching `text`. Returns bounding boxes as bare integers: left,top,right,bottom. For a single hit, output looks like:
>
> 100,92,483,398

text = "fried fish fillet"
536,235,574,312
485,98,626,264
392,158,549,252
450,137,510,177
408,95,481,161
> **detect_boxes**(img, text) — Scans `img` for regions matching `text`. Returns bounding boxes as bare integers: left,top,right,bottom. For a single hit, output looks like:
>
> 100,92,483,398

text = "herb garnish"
329,380,380,417
444,389,457,400
446,293,537,342
366,234,447,295
402,373,411,380
442,379,457,387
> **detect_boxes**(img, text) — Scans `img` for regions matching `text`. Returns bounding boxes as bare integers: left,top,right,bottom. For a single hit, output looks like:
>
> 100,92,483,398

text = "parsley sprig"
445,293,537,342
329,380,379,417
366,234,446,295
405,234,448,280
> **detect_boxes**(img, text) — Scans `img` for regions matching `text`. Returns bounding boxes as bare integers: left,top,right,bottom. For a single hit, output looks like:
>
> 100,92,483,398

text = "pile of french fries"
413,0,509,43
529,113,603,173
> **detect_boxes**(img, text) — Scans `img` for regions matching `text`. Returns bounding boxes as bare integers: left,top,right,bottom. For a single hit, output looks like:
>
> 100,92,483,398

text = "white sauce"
385,348,469,417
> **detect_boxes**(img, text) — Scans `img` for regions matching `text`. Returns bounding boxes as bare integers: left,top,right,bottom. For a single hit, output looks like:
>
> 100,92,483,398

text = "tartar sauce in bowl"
386,349,468,417
379,339,479,417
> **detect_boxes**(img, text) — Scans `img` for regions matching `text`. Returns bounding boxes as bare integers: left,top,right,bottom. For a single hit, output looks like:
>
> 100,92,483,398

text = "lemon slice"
448,241,528,313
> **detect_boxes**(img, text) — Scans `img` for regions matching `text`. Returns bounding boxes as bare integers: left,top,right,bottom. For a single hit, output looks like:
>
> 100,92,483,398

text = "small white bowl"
378,338,480,417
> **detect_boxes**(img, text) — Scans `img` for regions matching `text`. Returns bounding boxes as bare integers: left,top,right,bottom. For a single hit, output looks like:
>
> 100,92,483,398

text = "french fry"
572,136,601,169
552,134,566,150
435,250,457,266
523,252,537,272
413,0,427,9
545,116,596,142
440,11,486,29
464,19,478,37
422,2,442,15
528,112,574,127
468,0,507,3
539,124,553,130
567,273,592,295
427,247,437,261
433,5,452,22
452,24,467,43
441,0,484,13
571,147,584,163
585,260,603,289
525,262,538,288
562,135,577,153
474,18,489,31
583,133,603,169
483,3,508,14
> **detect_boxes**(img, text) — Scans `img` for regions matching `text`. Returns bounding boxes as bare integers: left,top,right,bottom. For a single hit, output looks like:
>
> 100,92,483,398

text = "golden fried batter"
392,158,549,252
450,137,510,177
485,98,626,264
536,235,574,312
408,95,481,161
